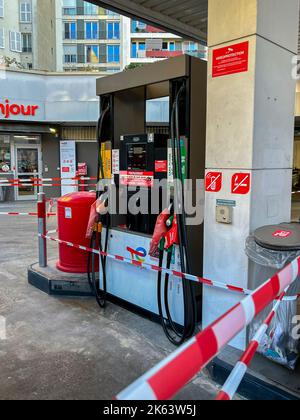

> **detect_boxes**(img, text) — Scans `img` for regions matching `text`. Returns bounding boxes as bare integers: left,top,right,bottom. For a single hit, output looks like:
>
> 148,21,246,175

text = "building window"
107,10,119,17
64,45,77,64
22,33,32,53
107,22,120,40
85,21,98,40
64,21,76,39
20,1,32,23
86,45,99,63
62,0,76,15
107,44,120,63
131,20,146,33
0,28,4,49
84,2,98,15
169,42,175,52
131,42,145,58
0,0,4,18
10,31,22,52
185,42,198,52
64,54,77,63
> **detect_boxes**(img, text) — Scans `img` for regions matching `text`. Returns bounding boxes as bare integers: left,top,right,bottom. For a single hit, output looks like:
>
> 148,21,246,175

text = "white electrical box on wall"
216,205,233,224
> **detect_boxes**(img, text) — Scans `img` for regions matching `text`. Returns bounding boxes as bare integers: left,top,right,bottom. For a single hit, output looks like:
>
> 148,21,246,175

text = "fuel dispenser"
92,55,207,344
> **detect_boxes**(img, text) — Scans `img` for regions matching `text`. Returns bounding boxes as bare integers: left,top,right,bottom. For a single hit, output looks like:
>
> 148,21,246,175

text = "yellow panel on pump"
100,141,112,180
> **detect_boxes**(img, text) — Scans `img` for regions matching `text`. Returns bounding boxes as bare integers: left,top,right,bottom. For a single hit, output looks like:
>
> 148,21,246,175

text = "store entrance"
15,144,41,200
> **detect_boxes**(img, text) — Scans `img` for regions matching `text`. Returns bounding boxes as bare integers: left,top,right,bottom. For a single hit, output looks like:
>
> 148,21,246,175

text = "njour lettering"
0,99,39,119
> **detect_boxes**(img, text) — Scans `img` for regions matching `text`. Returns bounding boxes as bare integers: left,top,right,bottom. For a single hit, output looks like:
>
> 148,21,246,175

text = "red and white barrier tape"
216,287,289,401
46,229,59,235
115,257,300,400
39,233,252,296
0,183,96,188
0,176,97,183
39,234,300,302
0,212,56,217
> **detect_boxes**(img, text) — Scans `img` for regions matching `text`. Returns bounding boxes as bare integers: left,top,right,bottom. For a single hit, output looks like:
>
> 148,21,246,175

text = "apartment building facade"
60,0,126,72
129,20,207,64
0,0,58,71
60,0,207,73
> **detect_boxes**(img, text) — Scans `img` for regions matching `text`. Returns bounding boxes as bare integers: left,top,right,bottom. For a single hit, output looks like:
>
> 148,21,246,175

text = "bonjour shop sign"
0,99,39,119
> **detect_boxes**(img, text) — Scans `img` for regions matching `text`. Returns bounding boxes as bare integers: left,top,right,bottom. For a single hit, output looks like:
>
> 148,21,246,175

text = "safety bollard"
38,192,47,268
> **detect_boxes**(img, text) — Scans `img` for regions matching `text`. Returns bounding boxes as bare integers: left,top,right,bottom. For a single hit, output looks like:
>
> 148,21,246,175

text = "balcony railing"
146,50,183,58
132,50,207,60
63,7,120,17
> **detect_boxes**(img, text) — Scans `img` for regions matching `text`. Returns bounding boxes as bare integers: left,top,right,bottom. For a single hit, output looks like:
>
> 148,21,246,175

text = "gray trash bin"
246,223,300,370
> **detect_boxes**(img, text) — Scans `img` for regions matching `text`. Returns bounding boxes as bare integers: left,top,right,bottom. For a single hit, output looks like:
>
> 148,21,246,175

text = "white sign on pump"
60,141,77,196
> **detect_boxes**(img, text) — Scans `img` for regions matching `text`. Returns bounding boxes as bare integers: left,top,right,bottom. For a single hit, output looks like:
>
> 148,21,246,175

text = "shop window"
20,1,32,23
0,138,11,173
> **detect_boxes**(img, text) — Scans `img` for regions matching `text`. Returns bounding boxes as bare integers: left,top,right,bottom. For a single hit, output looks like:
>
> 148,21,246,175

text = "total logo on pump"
126,246,147,263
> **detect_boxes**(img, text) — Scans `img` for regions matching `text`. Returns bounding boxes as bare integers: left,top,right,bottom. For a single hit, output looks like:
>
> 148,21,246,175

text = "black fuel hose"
87,231,106,308
88,102,111,309
157,84,196,345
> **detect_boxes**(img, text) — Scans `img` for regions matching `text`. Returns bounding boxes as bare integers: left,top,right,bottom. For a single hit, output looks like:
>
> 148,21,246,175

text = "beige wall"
33,0,57,71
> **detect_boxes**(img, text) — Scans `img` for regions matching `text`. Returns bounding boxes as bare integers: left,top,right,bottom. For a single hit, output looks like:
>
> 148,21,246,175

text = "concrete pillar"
203,0,300,350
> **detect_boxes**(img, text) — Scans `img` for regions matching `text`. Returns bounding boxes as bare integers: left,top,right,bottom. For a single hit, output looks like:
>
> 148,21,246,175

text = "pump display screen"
127,144,147,171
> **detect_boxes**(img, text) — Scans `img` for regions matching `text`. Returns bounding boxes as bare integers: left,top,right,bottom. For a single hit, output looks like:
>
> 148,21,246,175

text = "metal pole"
38,192,47,268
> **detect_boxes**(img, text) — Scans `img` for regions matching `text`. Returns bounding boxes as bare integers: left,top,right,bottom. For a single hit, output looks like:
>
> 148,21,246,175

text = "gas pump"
91,55,207,344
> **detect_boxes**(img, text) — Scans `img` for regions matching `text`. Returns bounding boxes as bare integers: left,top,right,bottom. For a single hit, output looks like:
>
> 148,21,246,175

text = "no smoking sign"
231,173,251,195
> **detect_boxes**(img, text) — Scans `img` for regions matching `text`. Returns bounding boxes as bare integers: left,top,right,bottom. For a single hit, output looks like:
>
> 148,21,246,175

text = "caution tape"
46,229,59,235
39,233,252,296
39,234,300,301
0,212,56,217
115,257,300,400
216,287,289,401
0,176,97,183
0,183,96,188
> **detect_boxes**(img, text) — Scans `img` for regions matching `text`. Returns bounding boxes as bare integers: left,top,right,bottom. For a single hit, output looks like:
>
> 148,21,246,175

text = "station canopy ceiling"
91,0,208,43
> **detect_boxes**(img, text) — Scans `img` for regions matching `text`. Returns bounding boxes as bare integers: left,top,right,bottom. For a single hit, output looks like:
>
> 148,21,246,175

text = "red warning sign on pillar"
231,173,251,195
205,172,222,193
212,41,249,78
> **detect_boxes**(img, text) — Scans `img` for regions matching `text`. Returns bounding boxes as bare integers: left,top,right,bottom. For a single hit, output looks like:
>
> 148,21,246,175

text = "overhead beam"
89,0,207,43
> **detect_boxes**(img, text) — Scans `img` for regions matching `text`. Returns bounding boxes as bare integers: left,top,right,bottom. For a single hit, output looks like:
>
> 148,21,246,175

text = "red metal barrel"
56,192,96,273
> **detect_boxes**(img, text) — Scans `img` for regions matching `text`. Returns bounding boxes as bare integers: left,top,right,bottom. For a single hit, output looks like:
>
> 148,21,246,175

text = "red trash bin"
56,192,97,273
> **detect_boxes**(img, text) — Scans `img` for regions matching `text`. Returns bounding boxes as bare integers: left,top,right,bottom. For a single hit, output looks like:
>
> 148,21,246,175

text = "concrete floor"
0,201,221,401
